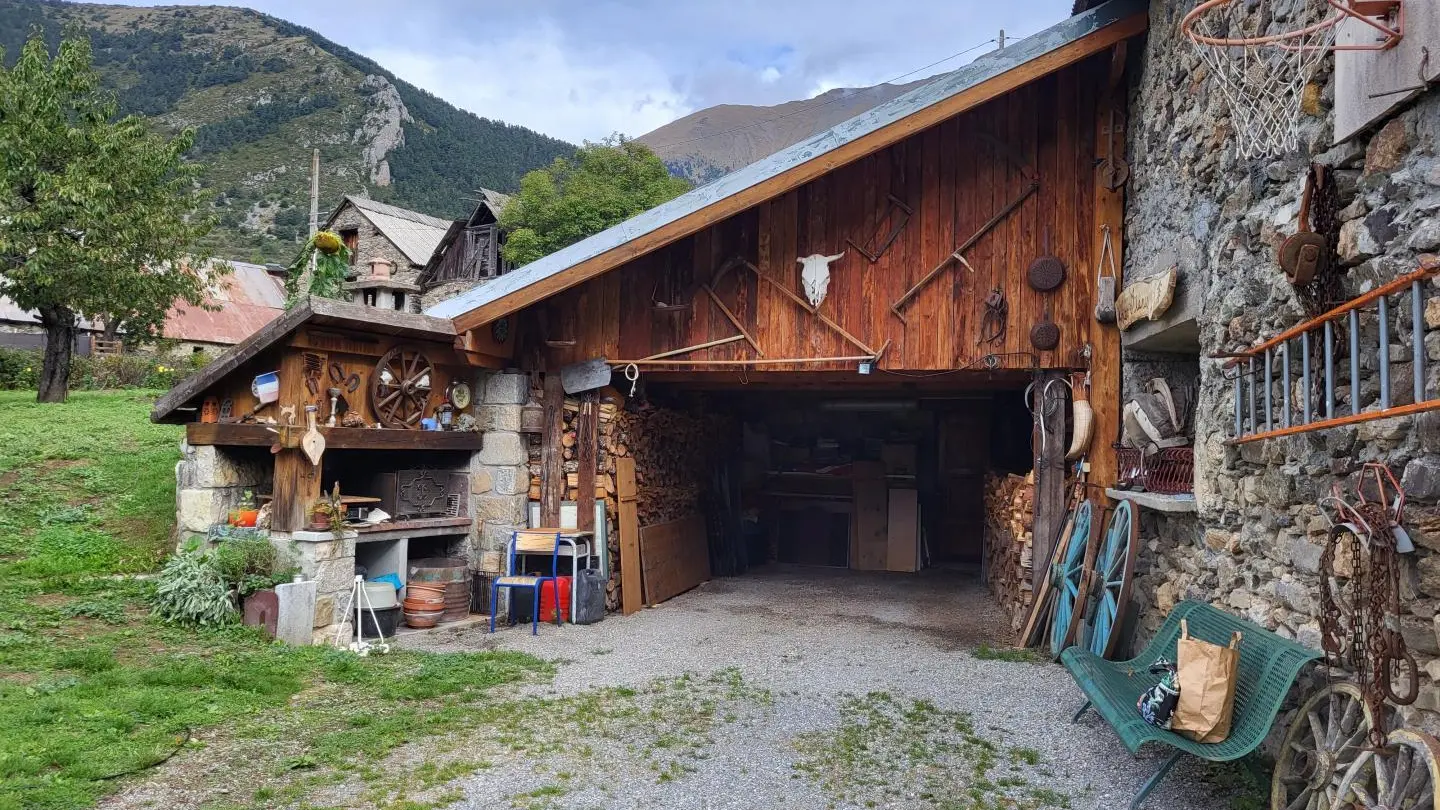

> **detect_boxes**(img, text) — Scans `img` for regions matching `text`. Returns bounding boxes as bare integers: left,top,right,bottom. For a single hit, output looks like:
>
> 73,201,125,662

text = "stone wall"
174,442,272,544
1123,0,1440,729
471,370,530,591
330,204,422,311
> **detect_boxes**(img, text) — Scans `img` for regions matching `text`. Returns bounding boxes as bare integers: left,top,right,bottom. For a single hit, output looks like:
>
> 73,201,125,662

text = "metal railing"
1217,260,1440,444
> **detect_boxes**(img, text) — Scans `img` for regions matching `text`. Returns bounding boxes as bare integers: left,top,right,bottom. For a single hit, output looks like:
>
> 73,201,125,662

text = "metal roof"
162,261,286,345
330,195,452,267
425,0,1146,323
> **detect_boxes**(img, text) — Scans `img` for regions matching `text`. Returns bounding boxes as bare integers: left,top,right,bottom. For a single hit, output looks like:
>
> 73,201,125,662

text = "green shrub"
211,535,298,598
151,548,236,628
0,347,209,391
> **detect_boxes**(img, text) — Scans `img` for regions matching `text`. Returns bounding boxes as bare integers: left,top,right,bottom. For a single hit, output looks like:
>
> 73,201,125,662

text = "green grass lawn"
0,391,551,810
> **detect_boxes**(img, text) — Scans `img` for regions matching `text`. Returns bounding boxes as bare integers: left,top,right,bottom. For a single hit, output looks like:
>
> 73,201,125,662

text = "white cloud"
759,66,782,84
366,22,693,144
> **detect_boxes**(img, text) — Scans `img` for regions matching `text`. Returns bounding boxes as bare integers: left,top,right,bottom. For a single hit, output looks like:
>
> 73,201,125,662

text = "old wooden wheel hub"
1272,682,1375,810
370,346,435,429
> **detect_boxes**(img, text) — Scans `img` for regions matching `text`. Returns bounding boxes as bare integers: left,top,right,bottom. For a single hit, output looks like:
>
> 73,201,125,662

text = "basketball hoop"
1182,0,1405,159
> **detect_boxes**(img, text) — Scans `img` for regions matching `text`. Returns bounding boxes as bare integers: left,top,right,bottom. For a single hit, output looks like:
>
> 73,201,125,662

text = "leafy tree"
0,34,220,402
500,136,691,267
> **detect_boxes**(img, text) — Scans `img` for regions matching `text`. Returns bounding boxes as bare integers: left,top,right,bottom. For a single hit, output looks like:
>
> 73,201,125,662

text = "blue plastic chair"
489,529,564,635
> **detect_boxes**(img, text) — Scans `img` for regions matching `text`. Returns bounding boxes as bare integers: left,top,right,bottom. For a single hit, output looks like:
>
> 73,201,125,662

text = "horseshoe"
328,362,345,384
346,373,362,393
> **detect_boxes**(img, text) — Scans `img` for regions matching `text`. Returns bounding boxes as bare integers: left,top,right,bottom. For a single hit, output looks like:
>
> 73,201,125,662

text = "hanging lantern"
438,403,454,429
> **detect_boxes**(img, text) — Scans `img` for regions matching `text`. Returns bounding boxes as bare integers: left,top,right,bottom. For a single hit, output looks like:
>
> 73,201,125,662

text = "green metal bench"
1062,600,1322,809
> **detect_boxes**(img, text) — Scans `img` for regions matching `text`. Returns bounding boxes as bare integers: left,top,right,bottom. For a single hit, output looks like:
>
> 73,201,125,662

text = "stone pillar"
376,288,394,310
472,370,530,583
174,441,270,546
272,528,359,643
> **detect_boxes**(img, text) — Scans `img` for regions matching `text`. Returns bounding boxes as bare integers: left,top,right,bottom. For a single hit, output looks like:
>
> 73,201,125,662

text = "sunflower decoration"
285,230,351,307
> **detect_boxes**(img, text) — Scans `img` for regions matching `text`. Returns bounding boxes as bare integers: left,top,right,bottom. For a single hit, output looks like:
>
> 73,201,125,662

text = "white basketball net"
1188,2,1335,160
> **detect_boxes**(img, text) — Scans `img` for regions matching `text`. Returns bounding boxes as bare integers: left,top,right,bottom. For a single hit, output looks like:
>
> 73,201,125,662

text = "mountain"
0,1,576,263
637,80,926,185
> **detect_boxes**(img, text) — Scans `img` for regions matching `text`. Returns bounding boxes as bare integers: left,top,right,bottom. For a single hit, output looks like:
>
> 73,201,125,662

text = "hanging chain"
1296,164,1343,318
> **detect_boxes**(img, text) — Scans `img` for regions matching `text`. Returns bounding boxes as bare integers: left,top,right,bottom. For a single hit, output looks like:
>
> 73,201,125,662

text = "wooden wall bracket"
846,194,914,263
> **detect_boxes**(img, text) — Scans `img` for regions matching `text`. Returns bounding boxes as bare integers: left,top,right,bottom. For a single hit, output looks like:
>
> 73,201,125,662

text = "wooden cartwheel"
1048,499,1097,660
1080,499,1138,659
1337,726,1440,810
1271,682,1375,810
370,346,435,429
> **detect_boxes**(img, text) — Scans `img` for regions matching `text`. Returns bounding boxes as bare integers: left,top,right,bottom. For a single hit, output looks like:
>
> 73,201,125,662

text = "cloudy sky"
123,0,1074,144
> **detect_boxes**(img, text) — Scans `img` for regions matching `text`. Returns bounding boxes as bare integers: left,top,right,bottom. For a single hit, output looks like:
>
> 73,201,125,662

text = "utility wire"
649,34,1020,151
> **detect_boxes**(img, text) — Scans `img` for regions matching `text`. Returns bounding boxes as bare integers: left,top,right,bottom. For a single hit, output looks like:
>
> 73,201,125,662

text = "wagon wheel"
370,346,434,429
1082,499,1138,659
1335,727,1440,810
1271,682,1376,810
1049,499,1095,660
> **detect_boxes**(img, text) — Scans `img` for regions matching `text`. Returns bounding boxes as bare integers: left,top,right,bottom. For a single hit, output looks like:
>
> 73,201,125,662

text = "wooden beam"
740,260,878,356
450,11,1150,332
576,391,597,532
1031,371,1068,593
616,456,642,615
540,372,565,528
185,423,484,450
701,284,765,356
272,449,321,533
1089,51,1128,490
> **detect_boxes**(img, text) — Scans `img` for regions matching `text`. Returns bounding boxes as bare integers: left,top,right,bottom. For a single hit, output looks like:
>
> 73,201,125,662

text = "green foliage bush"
151,548,237,628
211,535,299,598
0,347,209,391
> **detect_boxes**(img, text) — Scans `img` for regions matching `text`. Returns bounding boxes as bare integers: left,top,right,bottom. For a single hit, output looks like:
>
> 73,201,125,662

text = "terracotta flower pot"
404,609,443,629
405,583,445,600
402,597,444,612
229,509,259,528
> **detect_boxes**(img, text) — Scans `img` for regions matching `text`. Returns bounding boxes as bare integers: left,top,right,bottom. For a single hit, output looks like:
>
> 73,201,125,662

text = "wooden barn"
424,0,1148,621
154,0,1150,640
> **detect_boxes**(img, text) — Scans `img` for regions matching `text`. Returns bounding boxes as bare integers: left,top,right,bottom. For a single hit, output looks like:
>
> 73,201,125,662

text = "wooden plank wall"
531,54,1110,374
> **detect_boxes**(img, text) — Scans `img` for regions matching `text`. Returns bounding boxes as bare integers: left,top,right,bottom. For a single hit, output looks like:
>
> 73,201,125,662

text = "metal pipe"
1380,295,1392,409
611,355,876,367
1248,357,1257,436
1282,341,1291,428
1324,320,1335,420
1349,310,1360,416
1302,331,1312,424
1415,280,1426,404
1234,374,1242,438
1264,348,1273,433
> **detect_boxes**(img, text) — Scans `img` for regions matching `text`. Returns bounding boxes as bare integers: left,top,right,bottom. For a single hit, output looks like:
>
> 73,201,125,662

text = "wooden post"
1031,370,1068,593
616,456,642,615
272,449,322,532
540,372,565,528
576,390,597,531
1089,42,1128,490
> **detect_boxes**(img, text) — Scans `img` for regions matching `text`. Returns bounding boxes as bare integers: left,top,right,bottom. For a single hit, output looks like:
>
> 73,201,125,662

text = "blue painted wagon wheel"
1083,499,1138,660
1049,499,1094,660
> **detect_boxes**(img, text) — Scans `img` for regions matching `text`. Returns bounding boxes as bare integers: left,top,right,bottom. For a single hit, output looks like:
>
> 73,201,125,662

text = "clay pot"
404,609,443,629
402,597,444,612
228,509,259,528
406,583,445,600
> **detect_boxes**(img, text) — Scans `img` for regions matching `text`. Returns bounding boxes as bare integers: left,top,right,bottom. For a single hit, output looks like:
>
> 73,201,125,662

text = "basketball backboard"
1336,1,1439,144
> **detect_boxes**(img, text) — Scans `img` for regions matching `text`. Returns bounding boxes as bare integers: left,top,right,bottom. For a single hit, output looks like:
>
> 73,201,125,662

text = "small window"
340,228,359,265
364,290,377,308
394,292,406,311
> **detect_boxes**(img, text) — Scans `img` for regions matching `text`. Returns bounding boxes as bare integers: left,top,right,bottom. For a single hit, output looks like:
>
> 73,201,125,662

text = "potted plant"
308,484,347,537
228,490,259,528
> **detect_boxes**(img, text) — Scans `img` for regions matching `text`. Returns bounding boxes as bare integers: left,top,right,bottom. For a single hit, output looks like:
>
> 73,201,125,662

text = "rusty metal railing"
1216,259,1440,444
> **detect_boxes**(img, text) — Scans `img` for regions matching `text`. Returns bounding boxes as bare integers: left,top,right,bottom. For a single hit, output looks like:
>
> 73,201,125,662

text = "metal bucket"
408,557,470,621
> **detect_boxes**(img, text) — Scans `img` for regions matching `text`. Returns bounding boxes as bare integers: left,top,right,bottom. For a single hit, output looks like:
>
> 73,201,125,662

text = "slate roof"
424,0,1146,323
330,195,452,267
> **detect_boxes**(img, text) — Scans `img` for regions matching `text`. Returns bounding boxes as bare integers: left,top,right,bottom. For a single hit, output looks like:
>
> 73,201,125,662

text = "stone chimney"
368,258,393,280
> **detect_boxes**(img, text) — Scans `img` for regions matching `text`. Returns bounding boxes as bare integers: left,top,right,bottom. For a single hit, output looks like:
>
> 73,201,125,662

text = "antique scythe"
890,133,1040,324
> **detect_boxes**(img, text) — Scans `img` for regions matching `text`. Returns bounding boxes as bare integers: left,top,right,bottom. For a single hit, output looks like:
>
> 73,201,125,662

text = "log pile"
526,387,717,612
984,472,1035,630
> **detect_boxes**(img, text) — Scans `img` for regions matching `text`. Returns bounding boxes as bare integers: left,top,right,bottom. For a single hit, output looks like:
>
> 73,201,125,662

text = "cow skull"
797,252,846,308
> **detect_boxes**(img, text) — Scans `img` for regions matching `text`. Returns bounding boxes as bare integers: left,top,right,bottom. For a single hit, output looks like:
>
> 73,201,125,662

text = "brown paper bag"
1171,619,1242,743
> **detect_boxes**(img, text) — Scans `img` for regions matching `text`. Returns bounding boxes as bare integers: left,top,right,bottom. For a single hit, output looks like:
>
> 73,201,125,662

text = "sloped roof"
426,0,1147,328
330,195,452,266
476,188,512,218
151,296,457,423
163,261,285,345
417,189,516,286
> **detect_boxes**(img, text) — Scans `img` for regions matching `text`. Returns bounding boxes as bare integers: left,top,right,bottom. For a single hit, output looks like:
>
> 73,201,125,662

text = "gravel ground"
398,566,1244,810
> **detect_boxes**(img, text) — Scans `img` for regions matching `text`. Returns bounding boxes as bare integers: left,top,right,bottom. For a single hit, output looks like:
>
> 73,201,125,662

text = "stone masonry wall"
174,442,271,544
1124,0,1440,731
330,204,422,311
471,370,530,596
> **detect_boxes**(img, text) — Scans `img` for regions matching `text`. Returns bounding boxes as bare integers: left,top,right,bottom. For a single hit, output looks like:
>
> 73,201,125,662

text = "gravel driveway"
399,566,1248,809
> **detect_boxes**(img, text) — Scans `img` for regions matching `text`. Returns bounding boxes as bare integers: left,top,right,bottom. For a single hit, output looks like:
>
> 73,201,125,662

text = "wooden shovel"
301,405,325,467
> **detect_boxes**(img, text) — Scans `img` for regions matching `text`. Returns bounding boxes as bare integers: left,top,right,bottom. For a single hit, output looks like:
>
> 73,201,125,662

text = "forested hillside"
0,1,575,262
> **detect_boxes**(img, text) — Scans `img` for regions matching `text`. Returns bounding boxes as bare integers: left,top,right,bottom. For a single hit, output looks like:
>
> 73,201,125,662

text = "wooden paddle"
301,405,325,466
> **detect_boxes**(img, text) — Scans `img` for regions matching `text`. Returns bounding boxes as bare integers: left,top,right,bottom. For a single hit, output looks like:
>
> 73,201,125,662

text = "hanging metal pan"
1028,228,1066,292
1030,310,1060,350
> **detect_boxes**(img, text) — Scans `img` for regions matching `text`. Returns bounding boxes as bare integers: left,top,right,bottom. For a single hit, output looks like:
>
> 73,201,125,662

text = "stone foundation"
174,442,272,544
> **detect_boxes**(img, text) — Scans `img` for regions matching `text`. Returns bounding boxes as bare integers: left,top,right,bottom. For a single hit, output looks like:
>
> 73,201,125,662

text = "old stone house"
324,195,452,314
417,189,514,309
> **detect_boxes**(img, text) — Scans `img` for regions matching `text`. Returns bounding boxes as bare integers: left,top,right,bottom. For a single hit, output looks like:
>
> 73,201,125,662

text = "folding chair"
489,529,563,635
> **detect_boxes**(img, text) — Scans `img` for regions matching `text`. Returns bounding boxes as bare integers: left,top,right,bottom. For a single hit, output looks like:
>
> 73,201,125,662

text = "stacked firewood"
984,472,1035,629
